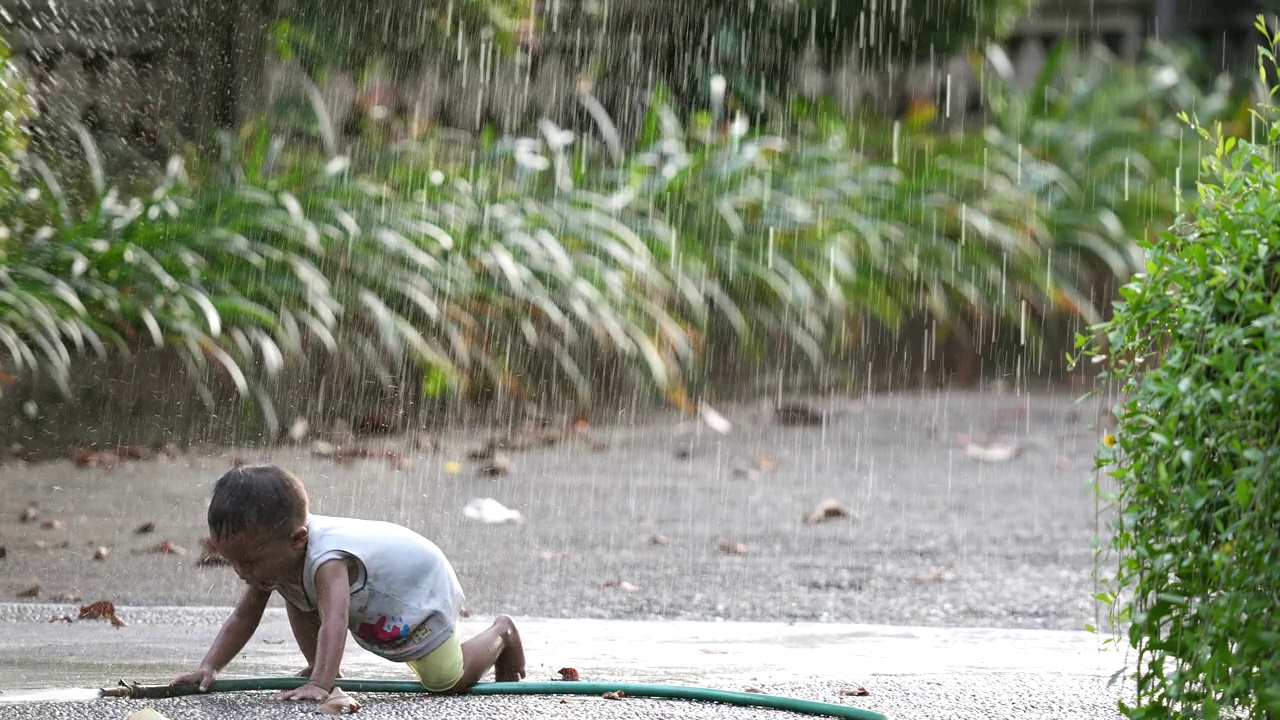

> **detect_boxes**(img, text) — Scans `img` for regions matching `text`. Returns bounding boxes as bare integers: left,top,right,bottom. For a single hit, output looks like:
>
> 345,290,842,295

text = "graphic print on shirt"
356,615,411,644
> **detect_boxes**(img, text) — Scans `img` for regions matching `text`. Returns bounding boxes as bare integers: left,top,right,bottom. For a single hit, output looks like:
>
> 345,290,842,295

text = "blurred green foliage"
0,28,1258,430
0,38,30,208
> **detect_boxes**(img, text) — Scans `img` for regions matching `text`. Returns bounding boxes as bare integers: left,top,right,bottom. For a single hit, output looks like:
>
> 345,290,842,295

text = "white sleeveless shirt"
276,514,465,662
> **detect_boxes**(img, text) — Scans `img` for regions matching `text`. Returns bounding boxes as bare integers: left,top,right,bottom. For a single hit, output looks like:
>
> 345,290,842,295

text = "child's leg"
285,602,329,677
449,614,526,691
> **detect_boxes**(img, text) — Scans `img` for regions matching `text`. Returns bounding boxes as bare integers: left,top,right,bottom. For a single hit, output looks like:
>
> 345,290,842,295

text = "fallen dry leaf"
316,687,362,715
330,443,399,466
79,599,127,627
477,454,514,477
78,600,115,619
20,504,39,523
716,540,749,556
152,540,186,556
72,445,163,469
774,403,824,427
803,498,852,524
72,448,112,468
33,539,70,549
54,592,81,603
599,579,641,592
135,522,156,535
93,546,111,561
601,690,626,700
753,452,780,472
40,519,64,531
17,584,39,598
914,569,956,584
744,687,764,694
649,534,669,546
557,667,580,681
730,467,761,481
840,687,871,697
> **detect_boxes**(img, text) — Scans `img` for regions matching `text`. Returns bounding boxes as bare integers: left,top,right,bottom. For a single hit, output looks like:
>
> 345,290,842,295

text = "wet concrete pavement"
0,384,1130,717
0,605,1130,718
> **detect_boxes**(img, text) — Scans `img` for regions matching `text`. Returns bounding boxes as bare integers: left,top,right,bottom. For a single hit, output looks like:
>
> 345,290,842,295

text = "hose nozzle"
100,682,138,698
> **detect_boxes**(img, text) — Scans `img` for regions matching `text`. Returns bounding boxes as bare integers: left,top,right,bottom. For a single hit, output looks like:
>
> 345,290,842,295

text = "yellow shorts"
405,631,465,693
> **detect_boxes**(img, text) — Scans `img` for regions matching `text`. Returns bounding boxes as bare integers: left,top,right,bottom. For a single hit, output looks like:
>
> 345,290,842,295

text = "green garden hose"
103,677,888,720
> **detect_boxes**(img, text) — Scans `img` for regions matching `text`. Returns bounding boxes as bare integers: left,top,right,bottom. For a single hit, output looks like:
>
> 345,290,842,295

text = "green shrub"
1082,20,1280,718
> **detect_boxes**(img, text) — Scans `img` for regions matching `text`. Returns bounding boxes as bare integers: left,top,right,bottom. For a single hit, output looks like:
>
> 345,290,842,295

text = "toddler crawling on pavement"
172,464,525,703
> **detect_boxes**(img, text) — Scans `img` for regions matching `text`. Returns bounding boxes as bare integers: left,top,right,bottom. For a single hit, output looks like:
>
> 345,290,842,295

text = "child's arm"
278,558,350,701
172,586,271,690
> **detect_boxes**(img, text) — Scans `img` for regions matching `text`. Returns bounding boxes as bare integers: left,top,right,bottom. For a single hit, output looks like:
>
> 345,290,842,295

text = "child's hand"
171,665,217,691
279,681,333,702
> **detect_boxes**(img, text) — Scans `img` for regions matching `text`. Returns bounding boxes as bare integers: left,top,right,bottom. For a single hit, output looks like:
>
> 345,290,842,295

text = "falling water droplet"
1124,156,1130,202
891,120,901,166
1020,299,1027,347
1175,165,1182,214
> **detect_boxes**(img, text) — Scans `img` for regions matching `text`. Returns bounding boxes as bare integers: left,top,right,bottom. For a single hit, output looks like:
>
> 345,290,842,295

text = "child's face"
213,526,307,591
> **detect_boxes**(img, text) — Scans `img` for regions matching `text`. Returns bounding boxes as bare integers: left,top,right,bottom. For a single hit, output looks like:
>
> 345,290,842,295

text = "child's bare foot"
493,615,526,682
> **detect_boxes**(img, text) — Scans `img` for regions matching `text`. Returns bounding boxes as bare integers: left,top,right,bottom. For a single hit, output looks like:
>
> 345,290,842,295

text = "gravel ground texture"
0,384,1135,718
0,385,1116,631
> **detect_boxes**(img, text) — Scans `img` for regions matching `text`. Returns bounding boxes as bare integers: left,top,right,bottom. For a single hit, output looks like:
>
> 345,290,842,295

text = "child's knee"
405,634,465,693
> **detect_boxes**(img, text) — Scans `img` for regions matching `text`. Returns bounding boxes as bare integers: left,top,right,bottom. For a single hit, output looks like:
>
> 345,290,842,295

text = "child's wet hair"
208,465,309,540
